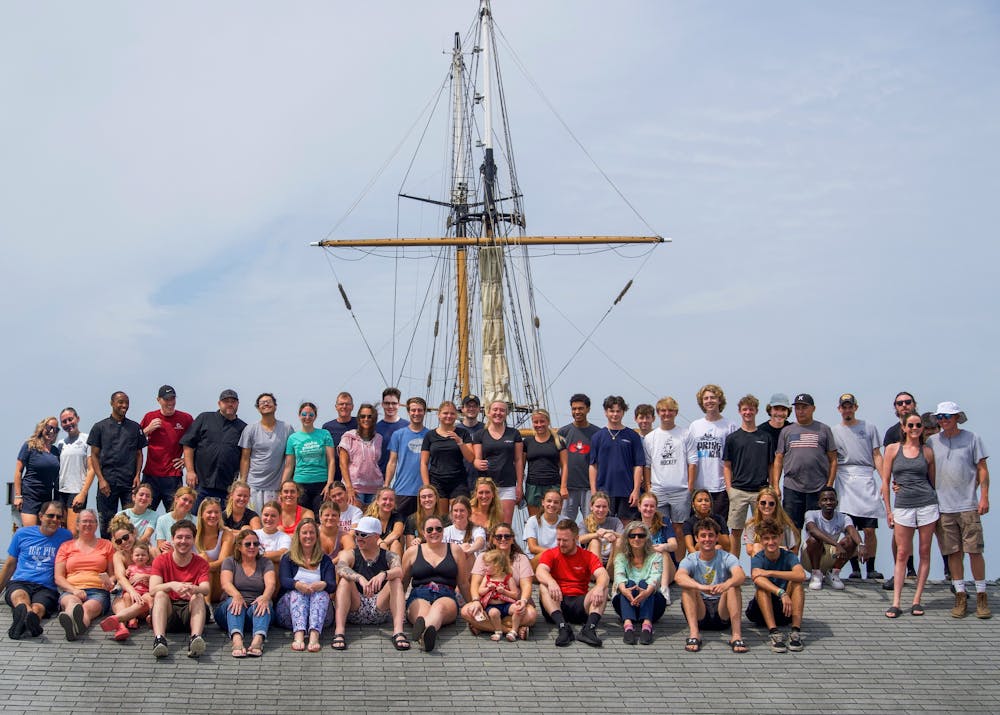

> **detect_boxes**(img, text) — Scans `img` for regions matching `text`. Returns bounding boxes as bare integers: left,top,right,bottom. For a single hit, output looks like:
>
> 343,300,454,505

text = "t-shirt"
140,409,194,477
682,513,730,538
220,555,274,601
223,508,259,531
339,431,383,493
524,434,565,486
803,509,854,539
285,429,334,484
338,504,364,534
538,546,603,597
443,523,487,547
238,420,295,492
320,417,357,482
473,427,523,488
679,549,739,598
589,427,646,498
523,515,562,551
832,420,883,519
928,431,990,513
17,443,61,491
55,433,89,494
687,417,737,493
255,529,292,555
151,552,210,601
7,526,72,588
776,421,836,493
644,426,692,494
56,538,116,589
751,548,800,589
376,418,409,475
722,428,773,491
758,420,790,450
87,416,148,487
422,427,472,483
179,411,247,492
387,425,429,497
472,551,533,583
559,423,600,490
120,508,157,538
883,422,903,448
153,512,195,548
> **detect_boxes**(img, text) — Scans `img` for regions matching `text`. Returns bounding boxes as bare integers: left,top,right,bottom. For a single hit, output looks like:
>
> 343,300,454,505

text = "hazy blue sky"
2,2,998,575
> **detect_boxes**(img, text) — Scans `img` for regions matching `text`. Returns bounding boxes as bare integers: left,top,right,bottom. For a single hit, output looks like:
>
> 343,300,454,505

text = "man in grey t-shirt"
559,394,600,521
772,394,837,539
927,401,991,619
238,393,294,510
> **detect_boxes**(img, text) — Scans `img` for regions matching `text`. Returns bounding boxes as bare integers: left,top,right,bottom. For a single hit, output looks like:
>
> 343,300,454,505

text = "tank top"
410,543,458,589
202,530,224,560
891,446,938,509
281,506,304,535
353,546,390,586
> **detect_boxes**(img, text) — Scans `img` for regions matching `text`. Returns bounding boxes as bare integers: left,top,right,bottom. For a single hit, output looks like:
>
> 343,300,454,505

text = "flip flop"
330,633,347,651
232,647,247,658
728,639,749,653
911,603,925,616
885,606,902,619
291,639,306,652
684,637,702,653
391,632,411,651
307,641,322,653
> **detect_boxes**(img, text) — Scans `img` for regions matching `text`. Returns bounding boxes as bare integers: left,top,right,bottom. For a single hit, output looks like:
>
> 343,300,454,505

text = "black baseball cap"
219,389,239,401
158,385,176,399
462,395,481,407
793,393,815,406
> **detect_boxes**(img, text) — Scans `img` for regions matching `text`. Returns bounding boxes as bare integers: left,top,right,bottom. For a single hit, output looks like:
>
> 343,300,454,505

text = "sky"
2,1,999,576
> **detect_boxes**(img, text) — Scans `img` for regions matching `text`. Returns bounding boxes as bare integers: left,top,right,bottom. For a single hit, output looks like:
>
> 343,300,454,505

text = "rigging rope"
321,250,389,385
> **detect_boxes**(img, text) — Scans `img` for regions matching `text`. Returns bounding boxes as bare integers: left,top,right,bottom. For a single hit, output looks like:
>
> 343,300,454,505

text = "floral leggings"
276,591,334,632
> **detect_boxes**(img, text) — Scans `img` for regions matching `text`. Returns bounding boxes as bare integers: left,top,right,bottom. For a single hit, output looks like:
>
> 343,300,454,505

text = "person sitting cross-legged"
675,517,747,653
746,519,807,653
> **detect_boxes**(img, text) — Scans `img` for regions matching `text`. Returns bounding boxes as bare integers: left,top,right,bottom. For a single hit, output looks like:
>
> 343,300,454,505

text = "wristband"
776,588,786,598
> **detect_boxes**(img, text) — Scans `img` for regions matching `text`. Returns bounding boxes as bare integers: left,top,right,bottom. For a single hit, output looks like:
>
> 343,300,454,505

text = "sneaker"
187,634,206,658
808,573,823,591
882,576,895,591
663,588,672,606
768,632,787,653
866,569,884,580
825,573,845,590
951,592,969,619
7,603,28,640
114,623,131,641
622,628,637,645
847,571,862,580
152,635,169,658
787,631,804,652
638,628,653,646
58,611,78,641
555,624,575,647
24,610,43,638
577,624,603,648
976,592,992,619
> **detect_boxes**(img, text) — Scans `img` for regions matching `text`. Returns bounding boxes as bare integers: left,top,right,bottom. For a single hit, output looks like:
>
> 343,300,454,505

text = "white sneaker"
826,573,845,590
809,573,823,591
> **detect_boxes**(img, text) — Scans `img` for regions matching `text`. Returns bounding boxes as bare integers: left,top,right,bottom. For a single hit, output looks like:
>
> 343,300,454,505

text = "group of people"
3,383,989,655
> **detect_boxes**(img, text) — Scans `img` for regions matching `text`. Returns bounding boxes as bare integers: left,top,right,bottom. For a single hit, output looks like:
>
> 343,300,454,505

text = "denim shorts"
406,584,457,608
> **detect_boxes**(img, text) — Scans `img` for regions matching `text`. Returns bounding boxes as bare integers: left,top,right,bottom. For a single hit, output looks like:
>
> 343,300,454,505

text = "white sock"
953,580,967,593
812,569,822,579
975,580,988,593
831,568,841,577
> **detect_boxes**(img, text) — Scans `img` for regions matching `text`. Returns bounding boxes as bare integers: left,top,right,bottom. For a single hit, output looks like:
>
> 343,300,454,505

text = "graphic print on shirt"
694,432,723,460
657,437,678,467
700,565,717,585
789,434,820,450
568,441,591,456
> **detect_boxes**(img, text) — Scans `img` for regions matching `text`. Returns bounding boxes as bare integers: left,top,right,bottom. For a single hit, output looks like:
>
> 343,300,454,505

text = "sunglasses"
935,413,956,420
354,531,376,538
493,533,513,541
113,534,133,544
758,500,776,507
906,423,923,429
41,513,62,519
242,541,260,548
627,533,647,540
300,412,316,417
358,414,375,420
425,525,444,533
895,399,914,407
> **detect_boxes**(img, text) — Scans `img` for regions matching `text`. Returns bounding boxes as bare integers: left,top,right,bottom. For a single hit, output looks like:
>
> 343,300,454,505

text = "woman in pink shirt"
339,404,383,507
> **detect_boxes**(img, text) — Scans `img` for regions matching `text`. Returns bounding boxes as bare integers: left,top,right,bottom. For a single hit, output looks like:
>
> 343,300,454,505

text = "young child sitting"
802,486,863,591
477,550,521,642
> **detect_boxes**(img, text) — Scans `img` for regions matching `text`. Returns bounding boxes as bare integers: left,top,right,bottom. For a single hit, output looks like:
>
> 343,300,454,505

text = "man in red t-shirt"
140,385,194,511
536,519,609,647
149,520,209,659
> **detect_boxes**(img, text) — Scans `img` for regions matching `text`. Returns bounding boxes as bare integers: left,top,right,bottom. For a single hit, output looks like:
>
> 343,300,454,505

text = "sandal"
729,639,749,653
246,645,263,657
391,632,411,651
885,606,902,619
330,633,347,651
685,637,702,653
490,630,503,642
517,626,530,641
307,640,322,653
910,603,925,616
231,647,247,658
291,639,306,652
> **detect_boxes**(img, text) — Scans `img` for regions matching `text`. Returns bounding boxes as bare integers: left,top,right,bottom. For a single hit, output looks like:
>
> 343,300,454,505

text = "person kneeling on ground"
802,486,862,591
747,519,806,653
675,518,747,653
331,516,409,651
149,520,210,659
535,518,609,648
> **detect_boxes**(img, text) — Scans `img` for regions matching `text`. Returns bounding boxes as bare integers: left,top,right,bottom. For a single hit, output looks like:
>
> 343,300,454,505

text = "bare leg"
893,525,914,609
913,522,936,606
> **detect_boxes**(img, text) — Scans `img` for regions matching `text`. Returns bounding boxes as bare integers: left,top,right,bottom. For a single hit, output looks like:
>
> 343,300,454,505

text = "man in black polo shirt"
181,389,247,508
723,394,774,555
87,391,147,538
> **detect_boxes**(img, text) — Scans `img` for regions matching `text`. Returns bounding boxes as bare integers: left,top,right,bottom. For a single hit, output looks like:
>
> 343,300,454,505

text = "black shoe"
8,604,27,640
420,625,437,652
638,628,653,646
622,628,637,645
24,610,43,638
577,624,603,648
152,635,169,659
847,571,862,580
882,576,895,591
555,624,575,647
866,569,884,580
411,616,426,643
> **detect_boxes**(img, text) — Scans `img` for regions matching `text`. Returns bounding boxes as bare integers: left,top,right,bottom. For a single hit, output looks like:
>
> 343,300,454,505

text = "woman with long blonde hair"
523,409,568,517
13,416,61,527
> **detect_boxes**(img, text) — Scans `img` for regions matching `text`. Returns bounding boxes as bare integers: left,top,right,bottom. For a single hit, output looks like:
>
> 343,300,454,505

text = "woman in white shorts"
881,412,939,618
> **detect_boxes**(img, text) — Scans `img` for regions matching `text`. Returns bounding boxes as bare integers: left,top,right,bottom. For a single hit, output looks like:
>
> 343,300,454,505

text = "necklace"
608,427,623,440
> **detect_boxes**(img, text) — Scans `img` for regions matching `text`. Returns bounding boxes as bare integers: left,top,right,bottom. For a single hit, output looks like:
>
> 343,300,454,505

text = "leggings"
276,590,333,632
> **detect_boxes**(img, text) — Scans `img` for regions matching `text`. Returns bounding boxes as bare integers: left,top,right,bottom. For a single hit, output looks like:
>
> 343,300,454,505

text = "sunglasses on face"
114,535,132,544
493,533,513,541
425,525,444,533
906,423,923,429
354,531,376,539
759,500,776,507
41,513,62,519
628,533,647,540
242,541,260,548
895,399,914,407
935,414,956,420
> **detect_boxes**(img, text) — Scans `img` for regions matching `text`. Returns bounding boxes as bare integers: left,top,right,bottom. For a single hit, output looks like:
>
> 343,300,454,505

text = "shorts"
347,594,391,625
892,504,940,529
542,594,589,624
4,581,59,616
657,490,691,524
709,490,731,523
525,483,560,507
746,593,791,627
483,601,513,618
406,584,458,609
394,495,418,518
936,510,985,556
845,514,878,530
782,488,821,529
165,599,208,633
497,486,517,502
20,481,57,519
56,492,80,511
800,543,838,573
430,476,469,500
61,588,111,616
727,487,760,530
694,597,730,631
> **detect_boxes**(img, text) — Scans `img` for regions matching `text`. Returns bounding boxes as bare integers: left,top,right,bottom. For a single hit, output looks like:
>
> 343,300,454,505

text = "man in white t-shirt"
687,384,737,523
802,487,862,591
644,396,693,544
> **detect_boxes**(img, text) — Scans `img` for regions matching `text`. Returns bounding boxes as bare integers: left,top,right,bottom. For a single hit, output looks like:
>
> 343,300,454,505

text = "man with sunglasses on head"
0,501,72,639
881,392,919,589
331,516,409,651
927,401,991,619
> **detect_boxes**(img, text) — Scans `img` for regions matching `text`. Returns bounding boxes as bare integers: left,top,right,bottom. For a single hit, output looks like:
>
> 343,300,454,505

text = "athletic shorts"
893,504,940,529
4,581,59,616
746,593,792,627
430,476,469,500
525,483,559,507
542,594,589,624
681,596,730,631
782,488,821,529
165,599,208,632
497,486,517,502
937,510,984,555
844,514,878,530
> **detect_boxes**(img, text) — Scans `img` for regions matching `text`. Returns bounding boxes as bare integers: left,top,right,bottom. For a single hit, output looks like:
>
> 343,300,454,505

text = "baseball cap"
793,393,815,406
838,393,857,407
219,389,239,401
766,393,791,410
462,395,481,407
158,385,176,399
355,516,383,537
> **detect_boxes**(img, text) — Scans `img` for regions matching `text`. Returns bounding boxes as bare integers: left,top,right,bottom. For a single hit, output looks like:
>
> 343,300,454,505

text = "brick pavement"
0,580,997,714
